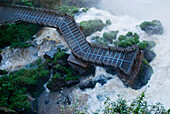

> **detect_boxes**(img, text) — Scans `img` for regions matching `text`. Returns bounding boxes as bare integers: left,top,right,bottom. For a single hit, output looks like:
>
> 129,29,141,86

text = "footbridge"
0,4,143,87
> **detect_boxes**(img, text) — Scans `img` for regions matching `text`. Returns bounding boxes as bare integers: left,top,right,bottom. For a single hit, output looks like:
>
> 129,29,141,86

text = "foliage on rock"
46,50,79,91
56,5,79,16
0,60,49,111
106,19,112,25
0,23,40,49
117,32,139,48
80,19,105,36
103,31,118,43
140,20,164,35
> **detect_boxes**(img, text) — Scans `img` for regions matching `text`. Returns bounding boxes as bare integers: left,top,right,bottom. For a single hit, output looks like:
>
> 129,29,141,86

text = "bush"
0,23,40,49
102,92,168,113
82,7,89,12
56,5,79,16
0,62,49,111
118,35,127,41
103,31,118,43
80,19,105,36
126,31,133,36
137,42,147,50
117,32,140,48
143,58,149,65
106,19,112,25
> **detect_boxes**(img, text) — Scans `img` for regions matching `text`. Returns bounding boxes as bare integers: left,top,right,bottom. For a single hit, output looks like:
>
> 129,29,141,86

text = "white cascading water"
72,0,170,112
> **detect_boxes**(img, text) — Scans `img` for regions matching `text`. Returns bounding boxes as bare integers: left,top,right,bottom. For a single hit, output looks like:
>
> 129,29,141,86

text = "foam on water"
73,3,170,112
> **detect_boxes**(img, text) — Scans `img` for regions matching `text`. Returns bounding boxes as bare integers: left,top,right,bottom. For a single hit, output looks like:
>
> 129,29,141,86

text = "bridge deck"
0,4,143,85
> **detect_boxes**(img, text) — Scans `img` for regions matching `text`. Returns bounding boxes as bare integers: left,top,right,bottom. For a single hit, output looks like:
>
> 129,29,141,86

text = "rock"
146,41,156,49
80,19,105,36
47,77,65,92
106,19,112,25
93,75,112,85
44,47,59,59
103,31,119,43
79,80,96,90
45,100,50,105
106,68,117,76
64,96,71,105
132,64,153,90
96,94,104,101
65,79,80,87
140,20,163,35
144,48,156,63
56,44,68,51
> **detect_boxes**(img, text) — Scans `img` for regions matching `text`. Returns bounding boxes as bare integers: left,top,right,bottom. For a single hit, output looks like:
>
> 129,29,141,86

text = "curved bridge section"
0,4,143,86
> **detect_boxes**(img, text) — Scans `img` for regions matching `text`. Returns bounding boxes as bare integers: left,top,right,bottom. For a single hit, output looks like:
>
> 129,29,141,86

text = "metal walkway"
0,4,143,86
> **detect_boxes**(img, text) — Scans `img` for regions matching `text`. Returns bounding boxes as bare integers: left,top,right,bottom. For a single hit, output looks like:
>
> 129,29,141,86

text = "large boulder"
146,41,156,49
79,75,112,90
103,31,119,43
140,20,163,35
65,79,80,87
80,19,105,36
79,80,96,90
93,75,112,85
132,64,153,89
44,47,59,59
47,77,66,92
144,48,156,63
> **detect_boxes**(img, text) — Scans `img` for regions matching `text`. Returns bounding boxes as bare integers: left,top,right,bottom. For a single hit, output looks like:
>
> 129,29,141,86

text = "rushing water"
73,1,170,112
0,1,169,112
0,27,65,72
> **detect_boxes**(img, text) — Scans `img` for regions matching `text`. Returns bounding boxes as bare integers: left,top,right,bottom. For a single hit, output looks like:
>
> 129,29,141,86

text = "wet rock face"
132,64,153,90
44,47,59,59
140,20,163,35
93,75,112,86
144,48,156,63
47,77,66,92
79,80,96,90
79,75,112,90
47,77,80,92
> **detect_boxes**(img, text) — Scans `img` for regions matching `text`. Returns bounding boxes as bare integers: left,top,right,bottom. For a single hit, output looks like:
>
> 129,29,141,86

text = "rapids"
0,1,170,112
72,0,170,112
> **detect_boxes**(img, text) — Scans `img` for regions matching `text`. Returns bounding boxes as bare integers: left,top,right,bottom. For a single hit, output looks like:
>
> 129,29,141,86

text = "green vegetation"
82,7,89,12
137,42,147,50
117,32,139,48
106,19,112,25
80,19,105,36
118,35,127,41
140,20,163,35
48,50,79,81
126,31,133,36
0,61,49,111
102,92,168,113
145,40,156,49
103,31,118,43
46,50,79,90
143,58,149,65
62,0,97,8
140,20,158,29
0,23,40,49
71,92,169,113
56,5,79,16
